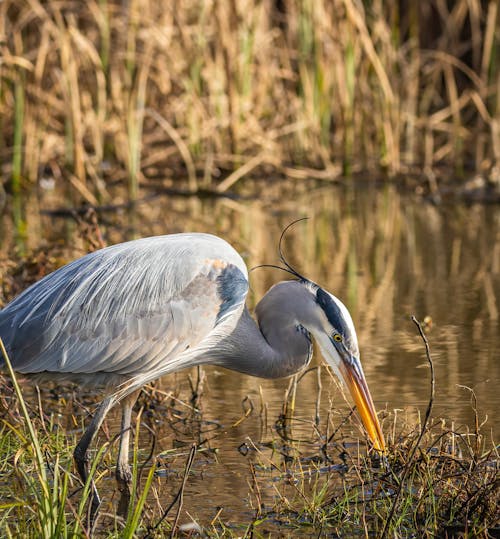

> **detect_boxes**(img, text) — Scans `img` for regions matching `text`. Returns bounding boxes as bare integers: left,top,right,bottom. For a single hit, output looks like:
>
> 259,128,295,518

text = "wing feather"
0,234,248,381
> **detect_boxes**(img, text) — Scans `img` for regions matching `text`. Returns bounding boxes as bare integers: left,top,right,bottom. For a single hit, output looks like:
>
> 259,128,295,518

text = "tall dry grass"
0,0,499,201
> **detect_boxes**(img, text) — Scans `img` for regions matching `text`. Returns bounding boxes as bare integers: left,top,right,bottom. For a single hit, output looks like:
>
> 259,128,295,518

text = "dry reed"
0,0,498,202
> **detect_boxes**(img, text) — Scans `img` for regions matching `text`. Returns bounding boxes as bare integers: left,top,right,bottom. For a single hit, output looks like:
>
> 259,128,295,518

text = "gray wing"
0,233,248,378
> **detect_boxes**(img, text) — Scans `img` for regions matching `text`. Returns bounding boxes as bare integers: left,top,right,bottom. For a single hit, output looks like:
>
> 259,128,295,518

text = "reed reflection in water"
1,183,498,430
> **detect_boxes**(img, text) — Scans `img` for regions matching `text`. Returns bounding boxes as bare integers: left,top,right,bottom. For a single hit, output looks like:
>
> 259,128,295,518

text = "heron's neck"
212,282,314,379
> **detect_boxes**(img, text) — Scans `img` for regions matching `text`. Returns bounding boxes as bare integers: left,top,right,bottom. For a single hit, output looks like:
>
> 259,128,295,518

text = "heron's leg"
116,390,139,517
74,396,115,520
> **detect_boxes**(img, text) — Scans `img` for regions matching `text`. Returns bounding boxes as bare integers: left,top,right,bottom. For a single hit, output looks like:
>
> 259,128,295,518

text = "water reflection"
1,183,498,430
1,181,499,525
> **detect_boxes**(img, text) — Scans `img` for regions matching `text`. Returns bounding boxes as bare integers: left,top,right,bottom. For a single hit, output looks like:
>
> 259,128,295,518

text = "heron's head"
305,283,386,452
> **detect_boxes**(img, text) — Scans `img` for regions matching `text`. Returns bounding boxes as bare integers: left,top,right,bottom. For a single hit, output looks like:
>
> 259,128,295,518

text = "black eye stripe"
316,287,348,337
316,286,359,357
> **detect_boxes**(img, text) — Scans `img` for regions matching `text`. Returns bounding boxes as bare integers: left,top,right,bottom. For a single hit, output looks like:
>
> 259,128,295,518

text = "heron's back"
0,233,248,385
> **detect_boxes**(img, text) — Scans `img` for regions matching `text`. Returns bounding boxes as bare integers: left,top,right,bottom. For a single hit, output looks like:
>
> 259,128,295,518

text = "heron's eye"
333,334,342,342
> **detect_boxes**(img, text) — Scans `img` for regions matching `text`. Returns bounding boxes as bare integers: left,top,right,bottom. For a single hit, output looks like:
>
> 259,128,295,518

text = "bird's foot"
116,463,132,518
89,490,102,529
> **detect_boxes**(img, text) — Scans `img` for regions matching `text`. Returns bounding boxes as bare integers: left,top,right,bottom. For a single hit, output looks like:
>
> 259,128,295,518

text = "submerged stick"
381,315,435,538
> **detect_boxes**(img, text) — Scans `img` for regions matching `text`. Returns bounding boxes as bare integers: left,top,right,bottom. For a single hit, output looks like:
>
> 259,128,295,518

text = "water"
1,181,499,527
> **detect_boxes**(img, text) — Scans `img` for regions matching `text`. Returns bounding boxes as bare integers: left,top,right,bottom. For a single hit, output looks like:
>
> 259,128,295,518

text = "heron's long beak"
339,359,386,452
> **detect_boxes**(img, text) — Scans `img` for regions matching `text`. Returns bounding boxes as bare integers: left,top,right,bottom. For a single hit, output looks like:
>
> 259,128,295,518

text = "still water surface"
1,181,499,527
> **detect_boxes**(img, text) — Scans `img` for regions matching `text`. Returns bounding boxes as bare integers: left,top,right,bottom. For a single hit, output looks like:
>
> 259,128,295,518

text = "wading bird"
0,232,385,518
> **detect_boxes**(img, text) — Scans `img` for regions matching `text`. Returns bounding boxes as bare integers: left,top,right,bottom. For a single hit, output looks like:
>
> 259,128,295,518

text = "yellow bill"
340,361,386,451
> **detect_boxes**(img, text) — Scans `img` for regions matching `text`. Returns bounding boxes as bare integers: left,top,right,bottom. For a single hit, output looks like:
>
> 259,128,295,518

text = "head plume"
250,218,310,282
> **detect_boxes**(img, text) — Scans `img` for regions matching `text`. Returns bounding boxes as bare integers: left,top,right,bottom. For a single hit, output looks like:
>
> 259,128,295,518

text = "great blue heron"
0,232,385,517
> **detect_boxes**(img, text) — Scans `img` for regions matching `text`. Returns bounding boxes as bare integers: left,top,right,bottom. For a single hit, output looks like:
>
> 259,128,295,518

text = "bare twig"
457,385,481,459
325,407,356,447
381,315,435,538
144,443,196,538
170,444,196,538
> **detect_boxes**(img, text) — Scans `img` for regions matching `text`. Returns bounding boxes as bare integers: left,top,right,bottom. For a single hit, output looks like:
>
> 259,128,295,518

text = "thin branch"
170,444,196,538
381,315,435,538
144,443,196,538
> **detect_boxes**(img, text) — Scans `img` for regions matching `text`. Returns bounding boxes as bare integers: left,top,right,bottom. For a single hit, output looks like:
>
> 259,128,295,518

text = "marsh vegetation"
1,0,499,203
0,342,498,537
